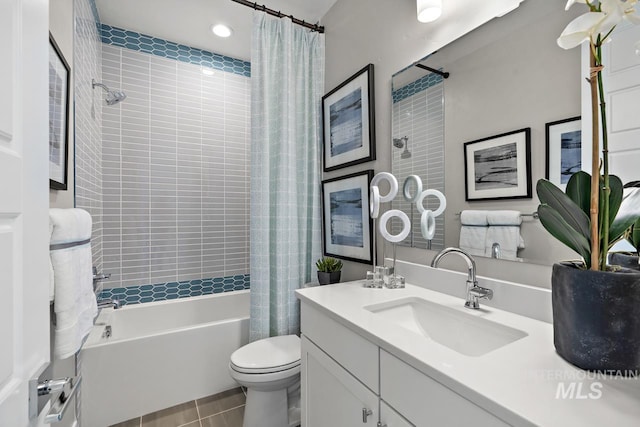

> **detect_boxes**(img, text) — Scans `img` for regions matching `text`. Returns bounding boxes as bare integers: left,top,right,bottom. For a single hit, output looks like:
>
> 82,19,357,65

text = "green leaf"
537,179,591,240
631,219,640,252
607,175,623,227
538,204,592,267
610,187,640,245
566,171,591,216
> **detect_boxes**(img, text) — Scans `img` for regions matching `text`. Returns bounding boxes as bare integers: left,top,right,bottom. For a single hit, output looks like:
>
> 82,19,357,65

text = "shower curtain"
249,12,325,341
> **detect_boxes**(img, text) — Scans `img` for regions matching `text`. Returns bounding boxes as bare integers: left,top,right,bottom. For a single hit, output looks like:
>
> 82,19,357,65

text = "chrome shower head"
92,79,127,106
393,136,407,149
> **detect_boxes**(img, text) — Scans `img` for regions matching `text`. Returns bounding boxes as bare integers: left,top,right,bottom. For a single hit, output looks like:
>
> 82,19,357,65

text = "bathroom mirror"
391,0,582,265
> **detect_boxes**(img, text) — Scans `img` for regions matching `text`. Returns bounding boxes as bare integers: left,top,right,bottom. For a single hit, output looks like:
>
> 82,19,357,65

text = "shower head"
92,79,127,105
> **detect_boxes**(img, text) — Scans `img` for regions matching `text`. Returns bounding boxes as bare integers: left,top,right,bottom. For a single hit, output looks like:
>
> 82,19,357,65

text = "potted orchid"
536,0,640,371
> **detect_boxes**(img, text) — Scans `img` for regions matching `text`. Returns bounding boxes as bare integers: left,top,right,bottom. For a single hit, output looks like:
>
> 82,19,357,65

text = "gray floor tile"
196,388,246,418
200,406,244,427
141,401,199,427
110,418,141,427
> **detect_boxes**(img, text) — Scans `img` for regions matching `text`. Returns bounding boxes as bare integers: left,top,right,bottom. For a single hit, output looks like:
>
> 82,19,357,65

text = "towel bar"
454,211,539,219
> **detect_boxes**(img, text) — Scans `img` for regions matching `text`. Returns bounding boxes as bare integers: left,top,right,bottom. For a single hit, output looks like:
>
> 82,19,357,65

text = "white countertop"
296,280,640,427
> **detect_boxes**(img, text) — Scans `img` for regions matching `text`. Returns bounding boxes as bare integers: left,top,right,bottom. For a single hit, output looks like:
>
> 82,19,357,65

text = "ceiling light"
417,0,442,23
211,24,233,38
202,68,214,76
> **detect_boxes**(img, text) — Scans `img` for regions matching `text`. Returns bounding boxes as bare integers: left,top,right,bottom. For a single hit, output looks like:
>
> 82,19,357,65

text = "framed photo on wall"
48,33,71,190
322,64,376,172
464,128,532,201
545,116,582,189
321,170,373,264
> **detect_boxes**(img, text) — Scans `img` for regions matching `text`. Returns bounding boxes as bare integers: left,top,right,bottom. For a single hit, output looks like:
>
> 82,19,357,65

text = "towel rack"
454,211,539,219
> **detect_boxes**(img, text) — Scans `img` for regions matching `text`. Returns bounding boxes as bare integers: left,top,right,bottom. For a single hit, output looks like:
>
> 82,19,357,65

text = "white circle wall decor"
370,186,380,219
421,209,436,240
403,175,423,203
416,189,447,217
378,209,411,243
371,172,398,203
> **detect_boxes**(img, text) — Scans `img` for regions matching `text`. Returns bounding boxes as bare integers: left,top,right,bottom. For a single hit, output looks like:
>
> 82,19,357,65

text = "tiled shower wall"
391,74,445,250
100,38,251,290
74,0,103,273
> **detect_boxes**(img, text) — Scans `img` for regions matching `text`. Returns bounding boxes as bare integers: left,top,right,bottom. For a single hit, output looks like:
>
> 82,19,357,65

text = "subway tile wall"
391,78,445,250
100,42,251,289
74,0,103,275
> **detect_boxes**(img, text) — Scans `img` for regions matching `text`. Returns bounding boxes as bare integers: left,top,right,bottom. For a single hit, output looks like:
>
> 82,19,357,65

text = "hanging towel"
459,210,488,257
50,208,97,360
485,211,524,260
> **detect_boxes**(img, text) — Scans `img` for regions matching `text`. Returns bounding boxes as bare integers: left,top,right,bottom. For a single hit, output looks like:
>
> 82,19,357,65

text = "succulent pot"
318,271,341,285
552,262,640,371
608,252,640,271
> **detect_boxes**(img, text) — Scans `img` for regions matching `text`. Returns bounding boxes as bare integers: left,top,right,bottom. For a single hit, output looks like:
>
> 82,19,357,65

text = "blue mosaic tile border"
98,274,250,306
100,24,251,77
392,71,444,103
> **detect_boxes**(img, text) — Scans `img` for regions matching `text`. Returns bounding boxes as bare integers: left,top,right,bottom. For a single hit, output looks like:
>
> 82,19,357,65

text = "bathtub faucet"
97,298,121,310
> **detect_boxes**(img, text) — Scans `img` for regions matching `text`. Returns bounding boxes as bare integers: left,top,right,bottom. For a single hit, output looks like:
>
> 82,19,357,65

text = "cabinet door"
302,335,378,427
380,401,414,427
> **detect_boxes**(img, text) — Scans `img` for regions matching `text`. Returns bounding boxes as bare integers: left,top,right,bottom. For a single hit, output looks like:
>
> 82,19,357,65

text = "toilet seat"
230,335,301,374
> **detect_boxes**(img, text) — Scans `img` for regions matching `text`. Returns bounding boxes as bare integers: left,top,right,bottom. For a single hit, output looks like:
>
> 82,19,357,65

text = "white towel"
485,211,524,260
459,210,488,256
50,208,97,360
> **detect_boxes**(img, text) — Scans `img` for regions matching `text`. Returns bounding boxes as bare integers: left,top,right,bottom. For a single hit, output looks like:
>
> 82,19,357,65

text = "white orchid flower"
558,0,640,49
565,0,588,11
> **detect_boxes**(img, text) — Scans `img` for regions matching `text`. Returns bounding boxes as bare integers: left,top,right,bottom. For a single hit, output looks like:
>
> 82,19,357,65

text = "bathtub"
81,290,250,427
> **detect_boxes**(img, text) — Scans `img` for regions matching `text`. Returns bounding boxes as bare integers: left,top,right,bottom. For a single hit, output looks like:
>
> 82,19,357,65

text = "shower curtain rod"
415,63,450,79
230,0,325,33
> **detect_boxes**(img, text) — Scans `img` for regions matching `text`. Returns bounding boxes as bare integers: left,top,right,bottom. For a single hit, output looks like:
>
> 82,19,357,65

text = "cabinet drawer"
380,350,509,427
301,303,379,393
380,401,413,427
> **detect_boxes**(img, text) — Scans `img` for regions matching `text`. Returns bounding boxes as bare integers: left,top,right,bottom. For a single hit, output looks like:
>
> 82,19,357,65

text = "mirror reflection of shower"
393,136,411,159
92,79,127,105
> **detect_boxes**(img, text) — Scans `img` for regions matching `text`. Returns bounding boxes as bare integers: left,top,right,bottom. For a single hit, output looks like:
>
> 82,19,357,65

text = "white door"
0,0,52,426
581,17,640,185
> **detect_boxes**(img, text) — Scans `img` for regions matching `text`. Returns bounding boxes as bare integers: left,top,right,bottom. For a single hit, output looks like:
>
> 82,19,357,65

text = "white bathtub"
81,290,250,427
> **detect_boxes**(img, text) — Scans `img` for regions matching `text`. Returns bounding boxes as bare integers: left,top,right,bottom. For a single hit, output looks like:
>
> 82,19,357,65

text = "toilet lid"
230,335,301,373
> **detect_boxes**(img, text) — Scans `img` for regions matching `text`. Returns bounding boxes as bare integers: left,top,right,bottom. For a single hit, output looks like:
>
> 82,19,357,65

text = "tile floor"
109,387,245,427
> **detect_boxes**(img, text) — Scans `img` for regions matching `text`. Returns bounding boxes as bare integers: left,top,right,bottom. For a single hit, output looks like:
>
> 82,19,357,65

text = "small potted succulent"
316,257,343,285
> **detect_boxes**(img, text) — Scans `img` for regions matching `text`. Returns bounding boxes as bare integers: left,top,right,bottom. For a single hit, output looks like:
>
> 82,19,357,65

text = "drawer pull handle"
362,408,373,423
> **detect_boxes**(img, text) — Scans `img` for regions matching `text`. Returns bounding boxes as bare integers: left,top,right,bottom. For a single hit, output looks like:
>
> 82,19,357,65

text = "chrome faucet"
97,298,121,310
430,247,493,309
491,242,501,259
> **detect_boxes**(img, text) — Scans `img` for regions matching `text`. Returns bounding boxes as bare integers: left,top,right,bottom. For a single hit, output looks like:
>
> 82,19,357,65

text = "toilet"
229,334,301,427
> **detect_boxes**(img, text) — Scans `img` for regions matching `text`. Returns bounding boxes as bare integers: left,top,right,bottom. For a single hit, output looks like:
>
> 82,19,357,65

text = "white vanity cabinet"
300,303,510,427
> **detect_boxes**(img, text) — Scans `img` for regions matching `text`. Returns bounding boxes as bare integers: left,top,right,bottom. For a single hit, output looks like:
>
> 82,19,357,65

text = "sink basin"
364,297,528,357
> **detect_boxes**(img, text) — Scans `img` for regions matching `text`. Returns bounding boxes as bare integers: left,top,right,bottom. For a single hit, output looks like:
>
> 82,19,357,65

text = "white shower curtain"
249,12,325,341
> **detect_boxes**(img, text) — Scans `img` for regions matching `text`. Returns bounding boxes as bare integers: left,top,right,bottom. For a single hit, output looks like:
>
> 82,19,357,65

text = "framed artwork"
321,170,373,264
322,64,376,172
464,128,532,201
49,33,71,190
546,116,582,189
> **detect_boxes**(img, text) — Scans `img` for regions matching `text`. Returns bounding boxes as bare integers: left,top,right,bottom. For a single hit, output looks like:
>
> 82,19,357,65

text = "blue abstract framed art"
321,170,373,264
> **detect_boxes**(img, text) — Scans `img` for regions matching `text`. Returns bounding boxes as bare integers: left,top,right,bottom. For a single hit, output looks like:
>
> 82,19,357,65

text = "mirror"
391,0,582,265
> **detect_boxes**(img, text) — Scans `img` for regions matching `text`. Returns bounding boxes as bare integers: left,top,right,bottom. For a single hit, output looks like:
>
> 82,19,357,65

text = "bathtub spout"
97,299,121,310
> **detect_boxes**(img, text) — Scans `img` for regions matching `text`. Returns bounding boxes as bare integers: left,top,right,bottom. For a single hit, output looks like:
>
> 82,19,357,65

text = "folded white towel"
460,225,487,257
487,210,522,226
50,208,97,360
484,226,525,261
460,210,488,226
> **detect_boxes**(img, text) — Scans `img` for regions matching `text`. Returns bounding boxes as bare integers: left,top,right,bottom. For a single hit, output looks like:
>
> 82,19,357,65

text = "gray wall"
101,44,250,289
322,0,580,287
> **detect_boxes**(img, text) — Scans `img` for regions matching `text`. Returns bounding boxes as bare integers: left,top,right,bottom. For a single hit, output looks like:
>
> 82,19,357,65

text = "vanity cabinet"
301,303,509,427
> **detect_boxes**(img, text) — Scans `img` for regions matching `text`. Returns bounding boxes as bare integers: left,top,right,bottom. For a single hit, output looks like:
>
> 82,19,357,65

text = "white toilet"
229,334,301,427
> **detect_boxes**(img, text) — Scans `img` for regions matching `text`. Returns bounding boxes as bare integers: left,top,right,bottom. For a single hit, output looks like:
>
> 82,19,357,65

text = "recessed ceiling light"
212,24,233,38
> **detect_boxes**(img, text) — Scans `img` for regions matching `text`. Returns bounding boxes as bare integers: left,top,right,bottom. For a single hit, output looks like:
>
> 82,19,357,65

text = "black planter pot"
318,271,341,285
608,252,640,271
552,262,640,371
